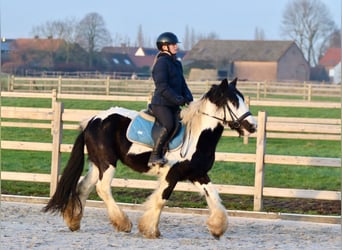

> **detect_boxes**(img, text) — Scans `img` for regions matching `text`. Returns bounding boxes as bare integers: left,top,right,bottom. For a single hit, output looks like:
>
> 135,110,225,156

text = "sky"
1,0,341,48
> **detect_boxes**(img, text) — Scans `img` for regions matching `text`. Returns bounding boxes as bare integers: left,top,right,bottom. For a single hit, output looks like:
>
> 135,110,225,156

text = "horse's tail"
42,131,85,215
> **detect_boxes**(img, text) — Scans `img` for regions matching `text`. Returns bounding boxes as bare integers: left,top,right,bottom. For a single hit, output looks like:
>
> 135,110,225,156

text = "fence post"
9,75,14,91
50,99,63,197
51,89,57,103
256,82,260,100
263,81,267,98
243,96,250,144
105,76,110,95
58,76,62,93
307,84,312,101
6,75,10,91
253,111,267,211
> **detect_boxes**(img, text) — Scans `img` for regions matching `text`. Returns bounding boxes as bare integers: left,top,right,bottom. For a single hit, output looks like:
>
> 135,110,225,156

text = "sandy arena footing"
1,201,341,249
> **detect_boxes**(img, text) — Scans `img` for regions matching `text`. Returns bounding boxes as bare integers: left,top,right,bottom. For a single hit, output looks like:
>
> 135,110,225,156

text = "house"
100,51,138,75
1,38,68,74
318,48,341,83
332,61,341,84
1,38,92,74
1,38,16,62
102,46,155,74
183,40,310,82
102,45,187,73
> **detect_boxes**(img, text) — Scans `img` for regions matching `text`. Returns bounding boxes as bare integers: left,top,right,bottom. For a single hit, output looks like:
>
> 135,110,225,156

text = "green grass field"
1,96,341,214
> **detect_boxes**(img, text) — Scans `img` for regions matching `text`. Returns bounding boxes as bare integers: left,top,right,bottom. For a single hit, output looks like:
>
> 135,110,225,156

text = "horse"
43,78,257,239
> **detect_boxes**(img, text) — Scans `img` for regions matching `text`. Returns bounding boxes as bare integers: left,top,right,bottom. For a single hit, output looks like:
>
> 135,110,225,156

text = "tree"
328,29,341,48
254,27,265,40
280,0,336,66
183,26,219,50
76,12,112,67
136,25,144,47
183,25,191,50
31,18,79,64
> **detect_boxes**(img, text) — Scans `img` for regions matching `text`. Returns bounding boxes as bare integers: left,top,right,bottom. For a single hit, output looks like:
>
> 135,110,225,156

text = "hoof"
62,199,83,232
138,218,161,238
63,211,82,231
206,210,228,239
138,225,161,239
111,215,133,233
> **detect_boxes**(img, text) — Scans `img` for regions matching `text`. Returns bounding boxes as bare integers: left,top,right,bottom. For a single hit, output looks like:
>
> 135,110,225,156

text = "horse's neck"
181,103,222,158
184,101,221,133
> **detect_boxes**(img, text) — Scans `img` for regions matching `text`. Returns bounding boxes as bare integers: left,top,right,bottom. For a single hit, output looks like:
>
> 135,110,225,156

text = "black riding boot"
148,127,169,167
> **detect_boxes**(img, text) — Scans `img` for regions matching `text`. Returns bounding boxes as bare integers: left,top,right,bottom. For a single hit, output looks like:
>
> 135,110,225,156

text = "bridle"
182,102,252,157
199,103,252,129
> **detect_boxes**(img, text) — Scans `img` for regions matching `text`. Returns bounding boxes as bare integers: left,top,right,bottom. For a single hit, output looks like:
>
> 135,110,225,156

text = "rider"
148,32,193,167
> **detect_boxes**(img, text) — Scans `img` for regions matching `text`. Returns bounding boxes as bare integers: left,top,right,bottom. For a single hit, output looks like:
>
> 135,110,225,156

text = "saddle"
127,110,185,151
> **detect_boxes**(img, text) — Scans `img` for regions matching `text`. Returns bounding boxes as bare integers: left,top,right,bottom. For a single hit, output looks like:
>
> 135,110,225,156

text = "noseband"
200,103,251,129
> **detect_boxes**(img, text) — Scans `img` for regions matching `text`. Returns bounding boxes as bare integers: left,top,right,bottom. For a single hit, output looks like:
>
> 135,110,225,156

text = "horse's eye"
231,100,238,107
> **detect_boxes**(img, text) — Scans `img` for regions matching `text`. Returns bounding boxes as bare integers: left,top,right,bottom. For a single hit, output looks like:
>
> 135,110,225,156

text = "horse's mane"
181,97,205,124
180,96,209,138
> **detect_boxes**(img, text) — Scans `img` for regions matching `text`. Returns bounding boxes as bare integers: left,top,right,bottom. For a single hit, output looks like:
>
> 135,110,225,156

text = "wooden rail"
3,76,341,100
1,92,341,212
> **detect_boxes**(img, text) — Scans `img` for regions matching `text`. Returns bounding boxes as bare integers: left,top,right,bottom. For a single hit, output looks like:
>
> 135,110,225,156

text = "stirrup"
148,157,168,167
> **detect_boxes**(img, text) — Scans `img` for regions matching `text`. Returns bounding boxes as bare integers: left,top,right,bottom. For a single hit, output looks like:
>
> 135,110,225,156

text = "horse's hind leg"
195,181,228,239
64,163,99,231
96,165,132,232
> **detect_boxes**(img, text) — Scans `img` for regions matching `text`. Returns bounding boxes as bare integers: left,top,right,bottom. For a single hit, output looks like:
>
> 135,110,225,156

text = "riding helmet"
156,32,180,50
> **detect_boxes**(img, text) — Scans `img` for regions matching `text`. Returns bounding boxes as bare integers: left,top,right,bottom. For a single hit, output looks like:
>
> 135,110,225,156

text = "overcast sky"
1,0,341,47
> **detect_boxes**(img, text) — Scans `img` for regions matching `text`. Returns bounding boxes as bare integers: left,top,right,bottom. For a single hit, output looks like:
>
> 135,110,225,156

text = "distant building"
318,48,341,83
102,45,187,73
332,61,341,84
183,40,310,82
1,38,16,62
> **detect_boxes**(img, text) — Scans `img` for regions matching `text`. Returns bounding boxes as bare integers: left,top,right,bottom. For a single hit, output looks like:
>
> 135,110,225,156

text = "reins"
199,103,251,129
181,101,251,158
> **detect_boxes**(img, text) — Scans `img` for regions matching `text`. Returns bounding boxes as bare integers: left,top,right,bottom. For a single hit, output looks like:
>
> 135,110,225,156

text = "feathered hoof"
111,215,133,233
63,211,82,231
138,218,161,239
206,210,228,239
138,225,161,239
62,200,83,231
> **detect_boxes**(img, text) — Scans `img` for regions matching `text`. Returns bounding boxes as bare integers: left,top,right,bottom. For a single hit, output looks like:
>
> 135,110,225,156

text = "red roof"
12,38,65,52
319,48,341,68
130,55,155,68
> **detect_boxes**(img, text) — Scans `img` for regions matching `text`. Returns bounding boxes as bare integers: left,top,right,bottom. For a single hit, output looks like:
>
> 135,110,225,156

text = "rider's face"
168,44,178,54
162,44,178,54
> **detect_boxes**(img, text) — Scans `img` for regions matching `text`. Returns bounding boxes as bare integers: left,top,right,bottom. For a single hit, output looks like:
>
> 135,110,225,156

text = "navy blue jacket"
151,52,193,107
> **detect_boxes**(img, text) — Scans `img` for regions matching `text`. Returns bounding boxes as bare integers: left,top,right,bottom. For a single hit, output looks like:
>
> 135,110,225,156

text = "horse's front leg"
194,180,228,239
138,166,173,238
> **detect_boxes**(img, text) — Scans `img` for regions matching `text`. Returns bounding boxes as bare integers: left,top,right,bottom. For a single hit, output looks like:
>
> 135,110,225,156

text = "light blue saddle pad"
127,112,185,151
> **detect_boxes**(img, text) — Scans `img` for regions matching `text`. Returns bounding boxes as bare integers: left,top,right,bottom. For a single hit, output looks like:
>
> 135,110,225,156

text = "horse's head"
204,78,257,136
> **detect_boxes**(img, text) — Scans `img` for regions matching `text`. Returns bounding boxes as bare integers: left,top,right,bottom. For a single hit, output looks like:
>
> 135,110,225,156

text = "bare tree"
183,25,191,51
190,28,196,48
328,29,341,48
76,12,112,67
280,0,336,66
31,18,79,63
254,27,265,40
183,26,219,50
136,25,144,47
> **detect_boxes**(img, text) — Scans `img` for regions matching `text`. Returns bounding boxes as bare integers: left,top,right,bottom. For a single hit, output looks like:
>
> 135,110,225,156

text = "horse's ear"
220,78,229,88
230,77,238,87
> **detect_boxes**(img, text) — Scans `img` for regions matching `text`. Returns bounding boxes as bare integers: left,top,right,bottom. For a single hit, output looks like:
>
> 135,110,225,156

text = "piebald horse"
43,78,257,239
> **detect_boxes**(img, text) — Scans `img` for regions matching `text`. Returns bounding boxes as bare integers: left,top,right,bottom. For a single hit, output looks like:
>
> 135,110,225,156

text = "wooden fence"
1,91,340,212
2,76,341,101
